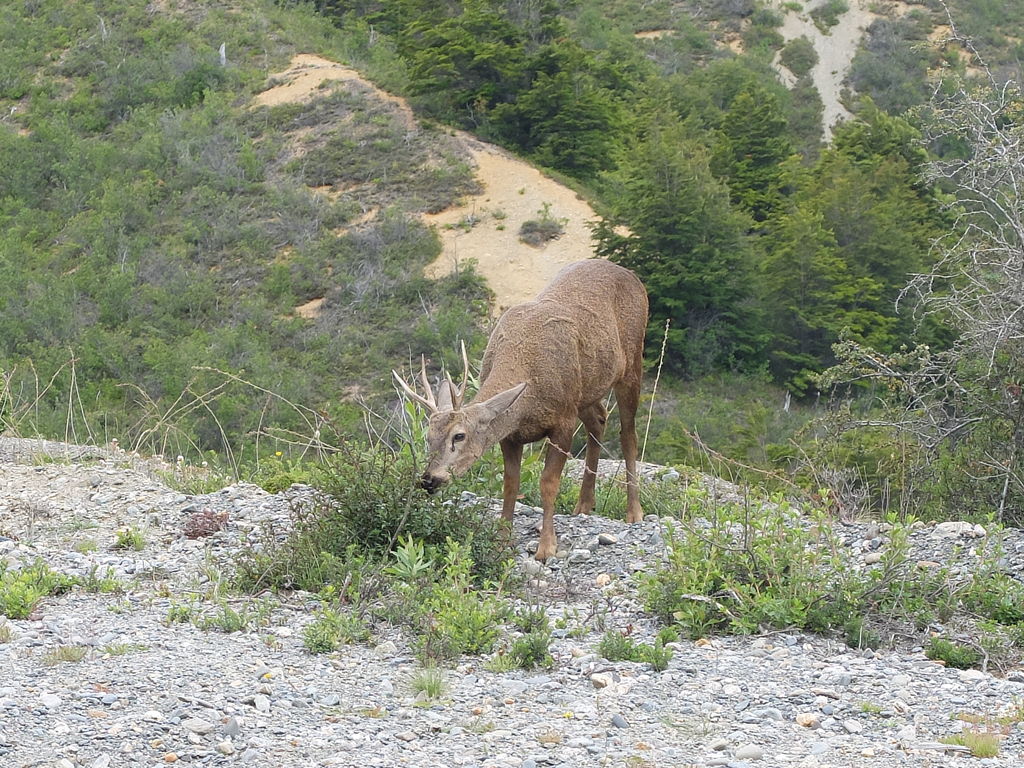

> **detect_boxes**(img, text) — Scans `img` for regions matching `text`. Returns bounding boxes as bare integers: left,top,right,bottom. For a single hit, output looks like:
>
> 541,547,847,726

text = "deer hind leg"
499,439,523,525
615,371,644,524
535,427,572,562
573,402,608,516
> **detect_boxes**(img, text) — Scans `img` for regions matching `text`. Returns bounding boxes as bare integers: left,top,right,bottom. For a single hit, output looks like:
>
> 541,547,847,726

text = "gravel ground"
2,439,1024,768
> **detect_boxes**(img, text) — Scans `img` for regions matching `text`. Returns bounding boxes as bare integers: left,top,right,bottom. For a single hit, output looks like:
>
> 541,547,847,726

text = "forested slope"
1,0,1022,511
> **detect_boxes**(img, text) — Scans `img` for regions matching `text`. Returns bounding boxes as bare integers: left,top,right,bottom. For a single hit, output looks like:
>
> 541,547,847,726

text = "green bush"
926,637,982,669
235,448,513,593
779,37,818,78
810,0,848,31
597,631,673,671
508,630,554,670
303,606,370,653
0,562,74,619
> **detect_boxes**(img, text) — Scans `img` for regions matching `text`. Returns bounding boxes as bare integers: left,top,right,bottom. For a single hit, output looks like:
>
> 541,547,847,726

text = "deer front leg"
499,439,523,524
536,430,571,562
615,380,644,524
573,402,607,516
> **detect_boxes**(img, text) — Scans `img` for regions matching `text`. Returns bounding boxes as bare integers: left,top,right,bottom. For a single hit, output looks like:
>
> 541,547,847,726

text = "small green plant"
77,566,123,594
843,616,881,650
411,665,449,701
939,730,1002,758
858,700,884,714
518,203,565,246
302,606,370,653
101,642,148,656
166,601,197,624
926,637,982,669
0,562,74,619
387,536,434,583
484,652,518,673
197,599,273,633
512,605,549,634
74,538,98,554
113,526,146,551
508,630,554,670
597,631,673,671
43,645,88,665
0,622,11,643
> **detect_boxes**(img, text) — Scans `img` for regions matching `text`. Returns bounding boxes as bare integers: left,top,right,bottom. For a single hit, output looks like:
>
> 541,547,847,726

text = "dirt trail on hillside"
770,0,878,139
422,136,600,314
257,55,599,314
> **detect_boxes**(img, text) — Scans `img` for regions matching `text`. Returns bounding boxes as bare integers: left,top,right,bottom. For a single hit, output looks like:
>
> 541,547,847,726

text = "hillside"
249,52,602,315
3,439,1024,766
3,0,1024,520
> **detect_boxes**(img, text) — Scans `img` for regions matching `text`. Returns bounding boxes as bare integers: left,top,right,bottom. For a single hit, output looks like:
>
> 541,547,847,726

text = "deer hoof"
571,500,594,516
626,506,644,524
534,540,557,562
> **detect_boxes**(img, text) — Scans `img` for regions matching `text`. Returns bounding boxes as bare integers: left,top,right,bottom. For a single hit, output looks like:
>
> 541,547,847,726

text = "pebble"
610,714,629,728
734,744,764,760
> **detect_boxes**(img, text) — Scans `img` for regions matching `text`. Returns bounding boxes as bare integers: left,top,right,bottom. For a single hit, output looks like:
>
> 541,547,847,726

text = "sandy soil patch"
422,136,601,315
635,30,676,40
770,0,879,140
294,297,325,319
254,53,415,129
255,55,601,313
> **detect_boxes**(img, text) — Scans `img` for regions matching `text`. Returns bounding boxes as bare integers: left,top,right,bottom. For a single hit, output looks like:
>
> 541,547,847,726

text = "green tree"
596,118,761,375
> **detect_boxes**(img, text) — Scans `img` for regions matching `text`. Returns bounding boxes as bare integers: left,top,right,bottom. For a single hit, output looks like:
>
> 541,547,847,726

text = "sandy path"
422,136,600,314
256,55,599,314
769,0,878,140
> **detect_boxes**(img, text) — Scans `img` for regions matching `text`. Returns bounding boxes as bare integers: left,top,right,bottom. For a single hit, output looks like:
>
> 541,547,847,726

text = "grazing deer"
394,259,648,561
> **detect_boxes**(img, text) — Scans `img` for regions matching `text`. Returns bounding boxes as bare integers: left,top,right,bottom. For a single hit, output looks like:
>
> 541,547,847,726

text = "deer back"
476,260,648,427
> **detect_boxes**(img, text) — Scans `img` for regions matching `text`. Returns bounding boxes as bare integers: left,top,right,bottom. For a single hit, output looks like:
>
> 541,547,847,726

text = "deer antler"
455,339,470,405
392,355,438,413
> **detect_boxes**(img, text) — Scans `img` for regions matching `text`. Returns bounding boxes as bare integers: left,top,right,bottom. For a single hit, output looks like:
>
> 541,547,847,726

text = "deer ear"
478,383,526,423
436,376,458,412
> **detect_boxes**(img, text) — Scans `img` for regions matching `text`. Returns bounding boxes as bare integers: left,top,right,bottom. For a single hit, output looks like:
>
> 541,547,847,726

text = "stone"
594,573,611,586
842,719,864,734
709,737,730,751
864,552,882,565
374,641,399,658
795,712,820,728
216,740,235,755
182,717,216,735
733,744,764,760
39,693,62,708
591,673,614,689
935,521,976,537
223,716,242,738
253,694,271,713
598,533,617,545
396,731,417,742
610,714,629,728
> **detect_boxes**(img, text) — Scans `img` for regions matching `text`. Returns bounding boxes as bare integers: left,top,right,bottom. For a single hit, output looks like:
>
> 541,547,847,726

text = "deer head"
393,344,526,492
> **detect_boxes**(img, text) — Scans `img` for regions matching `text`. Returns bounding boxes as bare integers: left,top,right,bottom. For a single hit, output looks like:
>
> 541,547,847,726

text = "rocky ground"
2,438,1024,768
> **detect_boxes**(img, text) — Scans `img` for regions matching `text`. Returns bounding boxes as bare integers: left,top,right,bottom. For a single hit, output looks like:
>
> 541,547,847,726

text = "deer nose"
420,473,444,494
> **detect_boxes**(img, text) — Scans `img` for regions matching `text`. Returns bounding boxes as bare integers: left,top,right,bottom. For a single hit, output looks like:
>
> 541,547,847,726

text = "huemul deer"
393,259,648,561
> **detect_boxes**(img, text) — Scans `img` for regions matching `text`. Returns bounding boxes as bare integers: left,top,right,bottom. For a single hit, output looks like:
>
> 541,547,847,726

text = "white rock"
842,719,864,734
734,744,764,760
935,521,975,537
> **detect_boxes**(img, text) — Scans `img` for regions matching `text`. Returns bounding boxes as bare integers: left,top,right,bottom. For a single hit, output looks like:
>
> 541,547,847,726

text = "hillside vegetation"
2,0,1024,523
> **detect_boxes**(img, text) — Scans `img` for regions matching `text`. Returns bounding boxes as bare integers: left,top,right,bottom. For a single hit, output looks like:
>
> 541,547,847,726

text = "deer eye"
452,432,466,445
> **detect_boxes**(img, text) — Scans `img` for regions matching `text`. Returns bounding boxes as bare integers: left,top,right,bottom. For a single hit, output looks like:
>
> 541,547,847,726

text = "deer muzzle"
420,472,447,494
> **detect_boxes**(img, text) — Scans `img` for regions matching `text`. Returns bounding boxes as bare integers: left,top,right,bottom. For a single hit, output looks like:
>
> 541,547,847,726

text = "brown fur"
394,259,648,561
